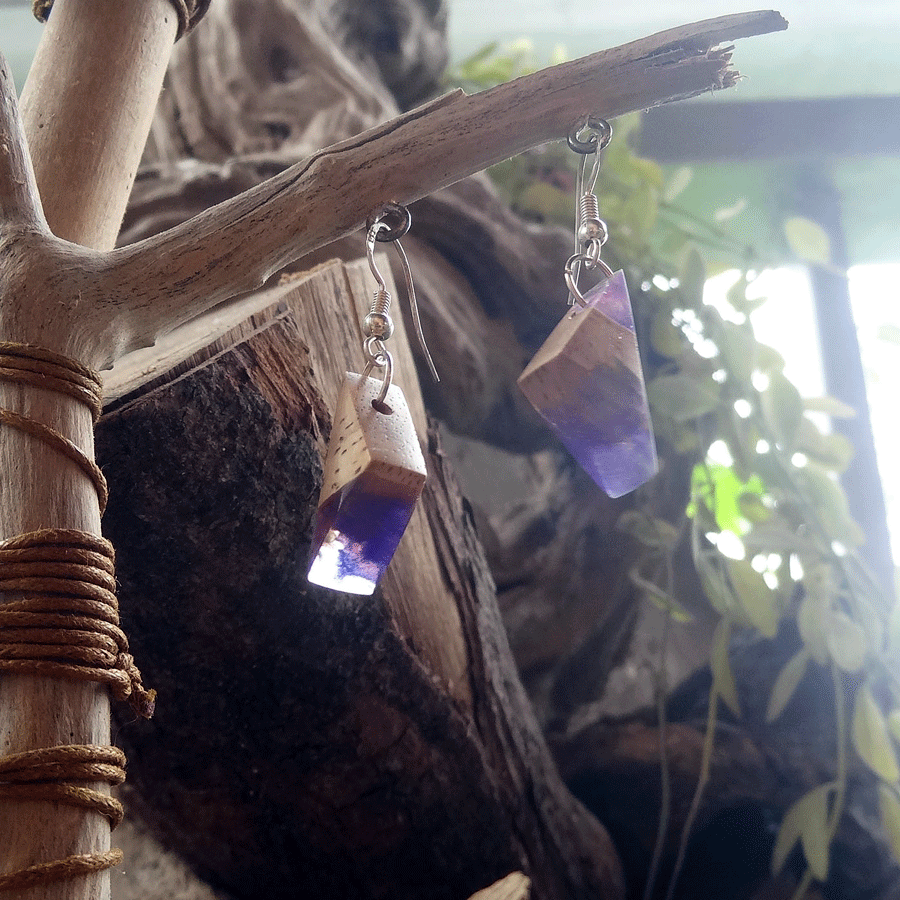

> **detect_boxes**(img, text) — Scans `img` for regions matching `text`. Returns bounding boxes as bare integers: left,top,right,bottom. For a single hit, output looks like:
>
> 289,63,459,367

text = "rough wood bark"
96,259,623,900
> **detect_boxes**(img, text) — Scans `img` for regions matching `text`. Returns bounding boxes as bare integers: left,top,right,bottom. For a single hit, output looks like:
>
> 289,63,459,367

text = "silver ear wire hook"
364,203,440,388
566,116,613,307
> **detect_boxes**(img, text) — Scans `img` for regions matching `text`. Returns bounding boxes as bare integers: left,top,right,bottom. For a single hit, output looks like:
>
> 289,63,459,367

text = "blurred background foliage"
447,37,900,899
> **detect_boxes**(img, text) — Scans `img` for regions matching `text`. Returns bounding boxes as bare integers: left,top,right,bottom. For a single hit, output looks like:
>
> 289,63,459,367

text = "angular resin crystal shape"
307,372,426,595
518,270,658,498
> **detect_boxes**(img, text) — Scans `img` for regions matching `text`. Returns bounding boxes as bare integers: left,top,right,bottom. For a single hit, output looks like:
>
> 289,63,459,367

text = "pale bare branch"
101,10,787,355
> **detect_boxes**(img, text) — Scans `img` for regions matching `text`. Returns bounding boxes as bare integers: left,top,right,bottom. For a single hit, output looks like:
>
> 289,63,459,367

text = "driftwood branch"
2,10,787,367
17,0,178,248
0,62,44,229
0,0,177,896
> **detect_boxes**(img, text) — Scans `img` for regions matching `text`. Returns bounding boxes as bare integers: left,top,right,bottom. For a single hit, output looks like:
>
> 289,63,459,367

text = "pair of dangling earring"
307,116,658,596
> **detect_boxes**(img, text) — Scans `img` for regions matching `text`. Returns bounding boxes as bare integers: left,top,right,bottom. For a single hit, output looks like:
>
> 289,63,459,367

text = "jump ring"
564,252,614,307
567,116,612,155
365,202,411,243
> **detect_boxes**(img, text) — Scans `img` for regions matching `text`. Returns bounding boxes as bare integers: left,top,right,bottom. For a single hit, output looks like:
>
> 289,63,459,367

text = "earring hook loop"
364,203,440,386
566,116,613,306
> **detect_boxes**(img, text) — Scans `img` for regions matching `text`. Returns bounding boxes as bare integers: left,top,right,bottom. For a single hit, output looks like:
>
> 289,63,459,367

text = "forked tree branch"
0,60,44,229
1,10,787,367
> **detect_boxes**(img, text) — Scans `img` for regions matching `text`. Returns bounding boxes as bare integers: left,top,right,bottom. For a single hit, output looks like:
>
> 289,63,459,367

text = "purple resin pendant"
518,270,658,498
307,372,426,595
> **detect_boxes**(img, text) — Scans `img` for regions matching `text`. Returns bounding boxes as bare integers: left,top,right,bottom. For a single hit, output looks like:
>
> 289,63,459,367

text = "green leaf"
755,343,786,373
651,304,684,359
628,566,693,623
626,156,665,190
879,784,900,864
772,785,831,878
772,795,803,876
624,181,658,235
826,610,867,672
617,510,680,550
727,558,779,638
737,492,771,524
799,785,832,881
784,215,832,266
797,597,829,665
803,396,857,419
648,374,720,423
767,650,811,723
852,685,900,783
718,322,757,386
664,166,693,203
888,710,900,745
761,371,804,449
691,464,765,535
679,246,707,309
796,421,855,472
673,424,700,453
796,466,866,547
696,550,739,620
711,619,740,716
517,180,570,222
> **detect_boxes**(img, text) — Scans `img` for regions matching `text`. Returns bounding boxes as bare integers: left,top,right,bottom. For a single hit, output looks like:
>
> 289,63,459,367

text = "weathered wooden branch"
2,11,786,367
0,65,45,230
0,0,177,892
18,0,178,249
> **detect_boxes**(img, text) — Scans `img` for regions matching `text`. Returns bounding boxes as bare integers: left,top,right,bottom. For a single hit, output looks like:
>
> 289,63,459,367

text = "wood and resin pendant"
518,270,658,498
307,372,426,595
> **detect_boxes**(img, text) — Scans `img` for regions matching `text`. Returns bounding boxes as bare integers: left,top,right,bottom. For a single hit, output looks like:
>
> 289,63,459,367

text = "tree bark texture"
96,259,623,900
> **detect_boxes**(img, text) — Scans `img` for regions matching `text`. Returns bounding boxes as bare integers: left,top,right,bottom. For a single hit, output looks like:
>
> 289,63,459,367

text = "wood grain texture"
106,11,787,356
2,12,787,369
0,0,175,895
96,259,622,899
18,0,177,249
0,52,110,900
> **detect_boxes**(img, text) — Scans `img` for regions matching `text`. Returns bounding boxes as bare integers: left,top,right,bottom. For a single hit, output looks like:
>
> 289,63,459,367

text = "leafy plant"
447,42,900,900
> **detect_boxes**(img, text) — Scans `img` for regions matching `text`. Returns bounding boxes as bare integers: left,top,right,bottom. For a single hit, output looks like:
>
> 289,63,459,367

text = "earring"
307,202,438,595
518,117,658,498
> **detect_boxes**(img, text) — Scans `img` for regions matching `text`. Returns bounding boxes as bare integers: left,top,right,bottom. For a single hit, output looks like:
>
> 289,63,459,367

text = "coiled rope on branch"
0,342,155,891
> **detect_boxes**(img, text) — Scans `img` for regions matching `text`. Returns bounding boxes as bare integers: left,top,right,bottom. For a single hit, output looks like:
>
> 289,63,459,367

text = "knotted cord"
0,342,154,891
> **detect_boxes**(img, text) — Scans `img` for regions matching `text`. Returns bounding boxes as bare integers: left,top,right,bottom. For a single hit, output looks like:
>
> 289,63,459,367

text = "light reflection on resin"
307,528,379,595
307,480,419,595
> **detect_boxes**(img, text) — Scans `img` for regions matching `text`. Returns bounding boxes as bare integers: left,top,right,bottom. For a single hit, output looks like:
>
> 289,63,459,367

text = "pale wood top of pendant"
518,302,641,406
319,372,427,503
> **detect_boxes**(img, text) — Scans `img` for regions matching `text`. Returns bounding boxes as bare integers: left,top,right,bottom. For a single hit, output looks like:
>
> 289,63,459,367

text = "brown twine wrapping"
0,342,107,513
0,343,155,890
0,849,124,892
0,528,157,718
32,0,212,40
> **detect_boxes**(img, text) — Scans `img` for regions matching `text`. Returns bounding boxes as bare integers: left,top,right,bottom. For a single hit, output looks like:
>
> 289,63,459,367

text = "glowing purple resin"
520,271,658,498
308,477,418,595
